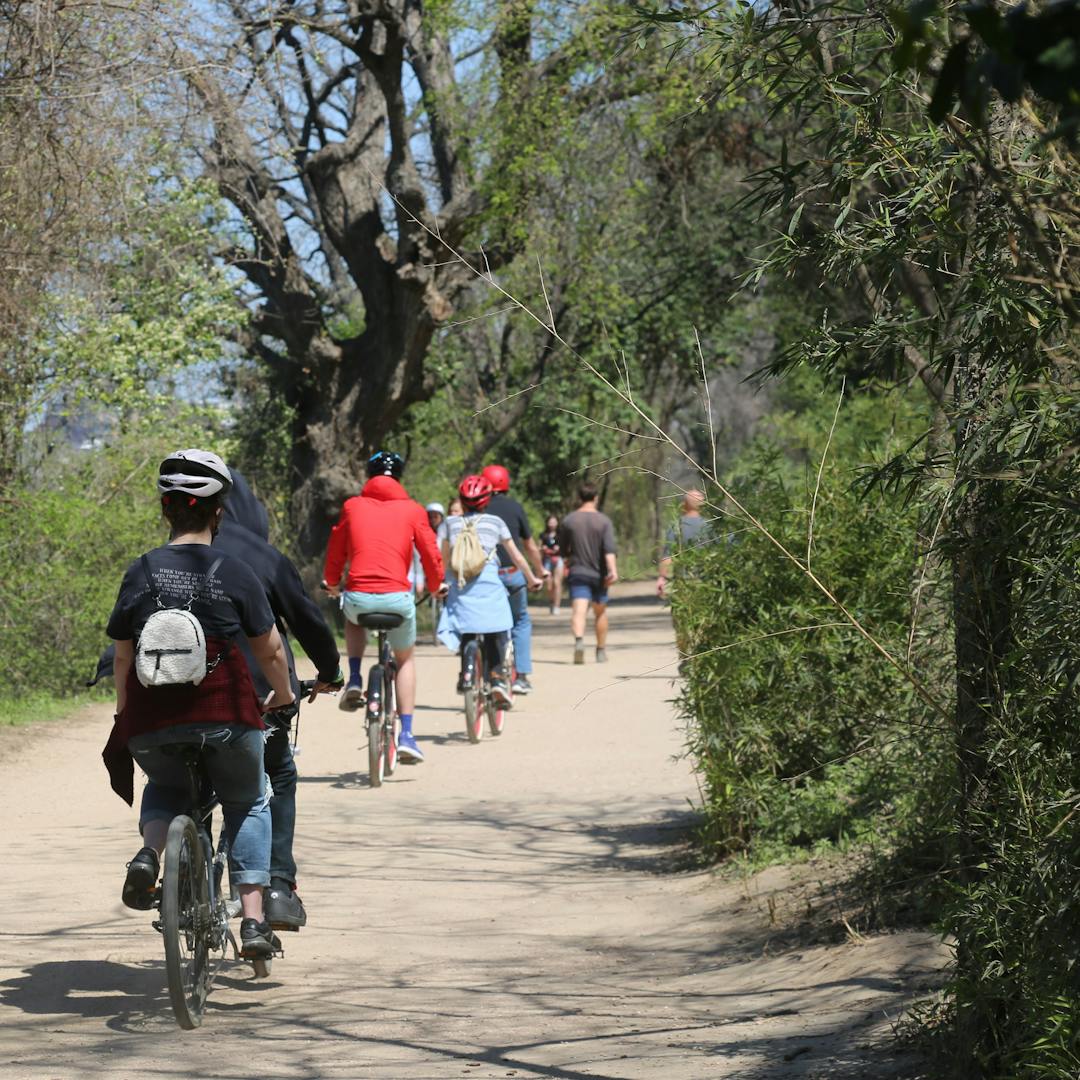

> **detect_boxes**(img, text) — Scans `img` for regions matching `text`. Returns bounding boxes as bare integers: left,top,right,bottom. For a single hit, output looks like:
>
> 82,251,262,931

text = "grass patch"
3,688,112,727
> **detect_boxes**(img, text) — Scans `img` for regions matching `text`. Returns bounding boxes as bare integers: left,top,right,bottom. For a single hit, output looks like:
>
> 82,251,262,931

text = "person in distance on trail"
539,513,565,615
558,480,618,665
437,475,542,705
447,496,464,517
480,464,548,695
656,489,708,599
322,450,446,764
104,450,293,962
410,501,446,598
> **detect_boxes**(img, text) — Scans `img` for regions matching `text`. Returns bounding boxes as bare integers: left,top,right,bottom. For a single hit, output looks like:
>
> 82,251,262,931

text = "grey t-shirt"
559,510,616,585
663,514,708,557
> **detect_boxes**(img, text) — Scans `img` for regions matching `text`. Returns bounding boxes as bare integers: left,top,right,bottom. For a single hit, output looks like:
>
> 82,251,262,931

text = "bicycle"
153,679,319,1029
352,611,403,788
460,635,515,743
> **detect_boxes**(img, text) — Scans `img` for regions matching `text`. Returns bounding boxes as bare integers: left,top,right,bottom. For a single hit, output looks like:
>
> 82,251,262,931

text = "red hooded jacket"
323,476,444,594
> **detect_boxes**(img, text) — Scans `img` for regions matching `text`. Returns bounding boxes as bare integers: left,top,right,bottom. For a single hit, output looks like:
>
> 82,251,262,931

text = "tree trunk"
951,359,1014,876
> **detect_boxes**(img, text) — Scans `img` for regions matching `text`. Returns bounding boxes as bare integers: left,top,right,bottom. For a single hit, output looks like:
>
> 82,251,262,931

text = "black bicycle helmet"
366,450,405,479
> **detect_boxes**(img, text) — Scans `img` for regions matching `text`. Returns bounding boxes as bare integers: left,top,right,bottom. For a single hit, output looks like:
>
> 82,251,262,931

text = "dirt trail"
0,583,945,1079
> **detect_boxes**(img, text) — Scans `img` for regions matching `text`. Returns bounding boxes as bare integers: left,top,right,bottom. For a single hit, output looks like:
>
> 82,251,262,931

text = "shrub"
671,385,949,863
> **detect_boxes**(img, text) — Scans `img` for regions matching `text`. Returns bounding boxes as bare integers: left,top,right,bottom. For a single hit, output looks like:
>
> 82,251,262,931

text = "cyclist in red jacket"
322,451,446,763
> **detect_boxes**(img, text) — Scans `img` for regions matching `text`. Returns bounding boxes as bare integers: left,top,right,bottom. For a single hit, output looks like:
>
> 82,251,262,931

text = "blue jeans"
131,725,272,887
264,721,298,884
500,568,532,675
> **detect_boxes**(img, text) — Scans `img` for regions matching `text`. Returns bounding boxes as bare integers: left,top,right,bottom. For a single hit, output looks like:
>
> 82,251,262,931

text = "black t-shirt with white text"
487,493,532,569
107,543,275,644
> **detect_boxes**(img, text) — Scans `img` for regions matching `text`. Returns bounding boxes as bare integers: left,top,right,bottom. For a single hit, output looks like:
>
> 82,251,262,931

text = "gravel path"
0,583,945,1078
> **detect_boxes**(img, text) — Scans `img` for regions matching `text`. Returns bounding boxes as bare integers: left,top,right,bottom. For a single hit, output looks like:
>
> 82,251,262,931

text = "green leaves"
672,379,944,860
894,0,1080,137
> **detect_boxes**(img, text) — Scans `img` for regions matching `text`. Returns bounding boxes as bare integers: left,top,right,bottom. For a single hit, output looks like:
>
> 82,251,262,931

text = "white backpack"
135,554,224,688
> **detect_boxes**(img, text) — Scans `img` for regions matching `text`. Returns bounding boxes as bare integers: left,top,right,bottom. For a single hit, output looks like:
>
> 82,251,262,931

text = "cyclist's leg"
505,570,532,675
122,741,190,908
130,738,196,854
392,645,416,715
484,632,509,679
385,595,424,760
343,619,367,684
202,728,271,922
263,723,297,885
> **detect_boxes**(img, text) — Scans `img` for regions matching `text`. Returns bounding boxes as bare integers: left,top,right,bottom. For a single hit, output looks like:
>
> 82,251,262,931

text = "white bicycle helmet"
157,449,233,498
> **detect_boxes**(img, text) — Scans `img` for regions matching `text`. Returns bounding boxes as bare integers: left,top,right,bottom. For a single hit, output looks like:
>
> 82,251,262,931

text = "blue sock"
399,713,413,737
348,657,362,684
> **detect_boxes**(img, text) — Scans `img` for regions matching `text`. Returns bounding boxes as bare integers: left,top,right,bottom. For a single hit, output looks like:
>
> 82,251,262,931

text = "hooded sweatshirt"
217,469,340,697
323,475,444,594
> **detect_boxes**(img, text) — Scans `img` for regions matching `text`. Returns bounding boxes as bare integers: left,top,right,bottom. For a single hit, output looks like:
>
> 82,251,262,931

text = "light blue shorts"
342,590,416,651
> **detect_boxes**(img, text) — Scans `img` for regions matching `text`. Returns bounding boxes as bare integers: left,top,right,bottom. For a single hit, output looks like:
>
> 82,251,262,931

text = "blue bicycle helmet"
366,450,405,479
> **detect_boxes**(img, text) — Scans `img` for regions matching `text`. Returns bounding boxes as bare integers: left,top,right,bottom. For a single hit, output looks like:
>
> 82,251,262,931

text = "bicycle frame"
152,677,319,1027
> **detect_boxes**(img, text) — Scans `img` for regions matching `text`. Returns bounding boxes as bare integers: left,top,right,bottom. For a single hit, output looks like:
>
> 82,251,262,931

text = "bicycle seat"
355,611,404,630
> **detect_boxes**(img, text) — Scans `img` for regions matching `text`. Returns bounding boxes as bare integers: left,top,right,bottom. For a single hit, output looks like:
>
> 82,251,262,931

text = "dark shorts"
568,578,608,605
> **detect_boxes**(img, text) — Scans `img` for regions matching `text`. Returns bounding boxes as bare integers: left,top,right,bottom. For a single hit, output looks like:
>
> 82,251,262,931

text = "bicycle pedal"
269,922,300,932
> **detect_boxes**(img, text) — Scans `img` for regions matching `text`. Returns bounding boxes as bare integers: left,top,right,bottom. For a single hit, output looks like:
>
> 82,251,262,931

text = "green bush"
935,404,1080,1078
0,438,201,700
671,386,949,862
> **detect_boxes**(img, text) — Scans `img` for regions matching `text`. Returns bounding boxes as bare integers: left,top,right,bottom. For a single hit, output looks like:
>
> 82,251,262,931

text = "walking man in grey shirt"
558,481,618,664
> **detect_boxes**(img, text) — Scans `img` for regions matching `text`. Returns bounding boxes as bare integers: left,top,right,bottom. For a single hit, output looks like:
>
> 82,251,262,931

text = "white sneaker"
339,682,364,711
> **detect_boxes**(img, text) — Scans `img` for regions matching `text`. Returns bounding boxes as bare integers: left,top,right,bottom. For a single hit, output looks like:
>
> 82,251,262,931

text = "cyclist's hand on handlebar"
321,580,341,599
527,574,543,591
262,689,296,713
436,581,450,599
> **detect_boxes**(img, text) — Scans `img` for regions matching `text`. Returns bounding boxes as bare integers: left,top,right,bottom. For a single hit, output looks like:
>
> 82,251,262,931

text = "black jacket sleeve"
269,552,341,681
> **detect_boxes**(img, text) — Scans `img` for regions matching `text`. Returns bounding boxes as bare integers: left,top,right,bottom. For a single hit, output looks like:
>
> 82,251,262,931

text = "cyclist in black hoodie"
217,469,341,929
94,468,341,931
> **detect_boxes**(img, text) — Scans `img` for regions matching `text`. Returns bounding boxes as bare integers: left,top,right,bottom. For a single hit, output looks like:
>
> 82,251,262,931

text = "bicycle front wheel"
464,688,483,743
162,815,210,1030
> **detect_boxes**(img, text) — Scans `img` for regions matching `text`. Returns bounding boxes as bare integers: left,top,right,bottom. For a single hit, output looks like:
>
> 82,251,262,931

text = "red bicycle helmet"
482,464,510,492
459,474,494,511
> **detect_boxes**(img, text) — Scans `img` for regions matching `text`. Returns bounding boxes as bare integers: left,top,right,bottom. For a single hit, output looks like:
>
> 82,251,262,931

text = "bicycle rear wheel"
489,642,514,736
162,815,210,1029
383,661,398,776
464,687,483,743
367,666,384,787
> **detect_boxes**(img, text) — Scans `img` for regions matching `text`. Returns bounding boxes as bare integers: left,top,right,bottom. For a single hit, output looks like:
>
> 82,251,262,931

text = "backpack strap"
140,554,164,609
184,556,225,610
